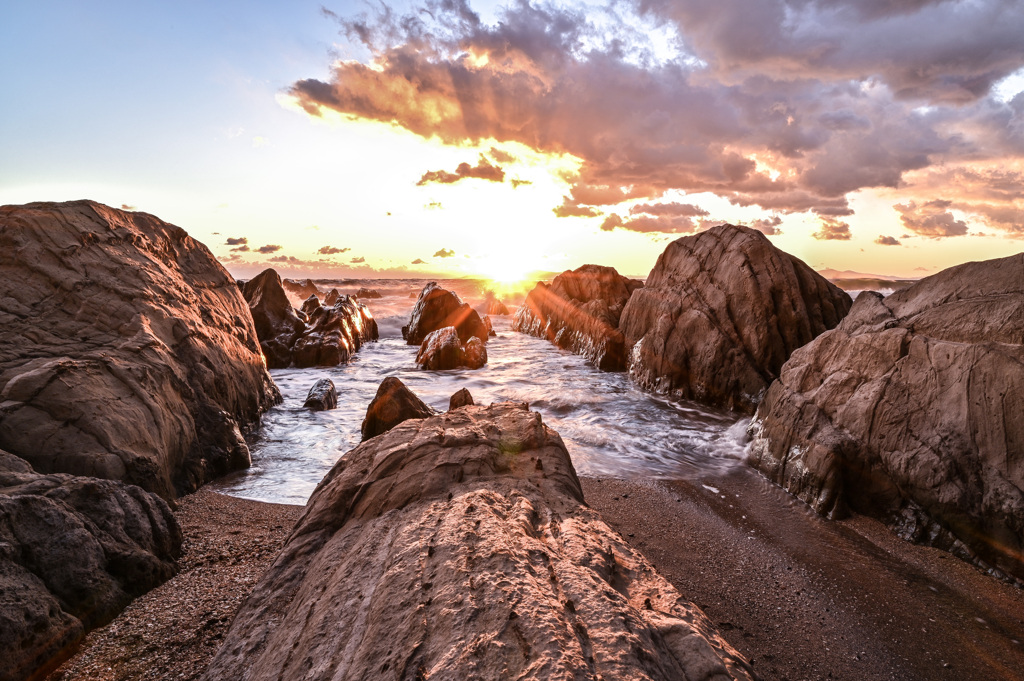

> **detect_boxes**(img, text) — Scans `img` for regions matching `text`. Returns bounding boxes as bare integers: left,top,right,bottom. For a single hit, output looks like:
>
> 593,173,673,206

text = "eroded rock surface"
748,254,1024,581
415,327,488,370
0,450,180,681
404,282,488,346
513,265,643,371
0,200,280,498
360,377,435,441
203,404,754,681
620,224,850,413
303,378,337,411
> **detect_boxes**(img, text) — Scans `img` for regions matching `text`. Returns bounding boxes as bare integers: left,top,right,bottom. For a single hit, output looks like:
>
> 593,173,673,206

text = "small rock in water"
449,388,474,410
303,378,338,411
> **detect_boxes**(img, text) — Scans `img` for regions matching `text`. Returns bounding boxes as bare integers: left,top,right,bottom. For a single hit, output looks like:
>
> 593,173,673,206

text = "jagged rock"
303,378,338,411
324,289,340,306
478,293,510,316
282,278,319,300
360,377,435,441
482,314,496,337
620,224,851,413
0,201,280,499
292,296,378,368
513,265,643,371
415,327,489,370
405,282,488,346
355,287,382,299
242,269,306,369
748,253,1024,582
202,404,755,681
449,388,474,409
0,450,180,681
300,294,321,317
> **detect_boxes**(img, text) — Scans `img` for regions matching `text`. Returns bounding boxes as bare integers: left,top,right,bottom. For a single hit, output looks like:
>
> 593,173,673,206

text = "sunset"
2,2,1023,681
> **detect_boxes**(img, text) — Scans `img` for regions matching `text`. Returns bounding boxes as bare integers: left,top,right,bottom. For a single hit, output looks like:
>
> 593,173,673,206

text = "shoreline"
48,472,1024,681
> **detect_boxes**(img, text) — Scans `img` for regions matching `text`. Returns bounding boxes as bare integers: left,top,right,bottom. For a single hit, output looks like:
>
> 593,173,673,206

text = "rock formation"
303,378,337,411
356,287,382,299
403,283,488,346
748,253,1024,582
241,269,305,369
0,449,180,681
619,224,851,413
0,200,280,499
203,403,754,681
299,294,321,318
324,289,341,306
360,377,435,441
282,278,319,300
513,265,643,371
449,387,474,409
415,327,489,370
479,292,510,316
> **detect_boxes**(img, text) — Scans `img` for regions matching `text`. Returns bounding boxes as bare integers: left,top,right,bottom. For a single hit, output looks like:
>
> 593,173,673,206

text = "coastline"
48,473,1024,681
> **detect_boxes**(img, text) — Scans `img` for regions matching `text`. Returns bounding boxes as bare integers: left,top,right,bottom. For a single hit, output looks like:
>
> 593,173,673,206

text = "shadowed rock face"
302,378,337,411
404,282,488,346
415,327,489,370
513,265,643,371
360,377,436,441
749,253,1024,582
619,224,851,413
0,450,180,681
449,387,474,409
242,270,306,369
282,278,318,300
203,404,754,681
0,201,281,499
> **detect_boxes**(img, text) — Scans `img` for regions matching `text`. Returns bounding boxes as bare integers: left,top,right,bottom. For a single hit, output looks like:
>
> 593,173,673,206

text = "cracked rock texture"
620,224,850,413
0,449,180,681
513,265,643,371
0,200,280,499
203,403,754,681
748,253,1024,582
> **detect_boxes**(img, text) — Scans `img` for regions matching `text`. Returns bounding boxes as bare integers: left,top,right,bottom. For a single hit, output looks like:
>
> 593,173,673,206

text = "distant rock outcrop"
282,278,319,300
303,378,337,411
0,449,180,681
513,265,643,371
324,288,341,306
415,327,489,370
619,224,851,413
478,292,510,316
360,377,435,441
749,254,1024,582
355,287,382,299
203,403,754,681
403,282,488,346
0,200,280,499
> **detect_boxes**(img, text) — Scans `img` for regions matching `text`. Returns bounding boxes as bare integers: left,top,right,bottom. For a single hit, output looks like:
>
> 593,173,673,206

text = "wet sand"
48,473,1024,680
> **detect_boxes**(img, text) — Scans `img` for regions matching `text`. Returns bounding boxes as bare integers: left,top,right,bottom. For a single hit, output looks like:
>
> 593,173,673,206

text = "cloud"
600,212,699,234
351,256,366,263
812,218,853,241
417,155,505,185
489,147,517,164
629,202,709,218
511,179,532,188
269,255,298,263
258,244,283,254
225,237,248,246
121,204,136,211
318,246,351,255
411,258,427,264
875,235,902,246
894,200,969,237
749,216,783,235
433,248,455,258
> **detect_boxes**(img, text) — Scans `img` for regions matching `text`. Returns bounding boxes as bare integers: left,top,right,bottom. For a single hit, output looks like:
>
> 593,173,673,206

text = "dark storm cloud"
417,155,505,185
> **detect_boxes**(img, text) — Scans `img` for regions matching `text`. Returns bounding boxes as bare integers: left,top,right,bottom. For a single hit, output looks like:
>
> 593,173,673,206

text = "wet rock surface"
359,377,436,441
619,224,850,413
302,378,337,411
0,450,180,681
404,282,489,346
748,253,1024,581
513,264,642,371
448,387,474,409
203,403,754,681
0,200,280,499
415,327,489,370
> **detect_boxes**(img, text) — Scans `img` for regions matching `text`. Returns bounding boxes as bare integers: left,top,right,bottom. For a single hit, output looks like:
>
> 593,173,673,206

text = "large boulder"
513,265,643,371
404,282,488,345
748,254,1024,582
415,327,489,370
0,450,180,681
360,377,435,441
0,201,280,499
291,295,378,368
242,270,306,368
202,403,754,681
619,224,851,413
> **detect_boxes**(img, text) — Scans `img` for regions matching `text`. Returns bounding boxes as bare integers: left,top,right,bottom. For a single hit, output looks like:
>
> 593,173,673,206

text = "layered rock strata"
0,200,280,498
403,283,488,346
748,253,1024,581
619,224,851,413
513,265,643,371
203,403,754,681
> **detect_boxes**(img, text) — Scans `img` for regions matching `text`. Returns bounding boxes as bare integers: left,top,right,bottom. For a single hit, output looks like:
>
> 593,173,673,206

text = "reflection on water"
211,280,749,505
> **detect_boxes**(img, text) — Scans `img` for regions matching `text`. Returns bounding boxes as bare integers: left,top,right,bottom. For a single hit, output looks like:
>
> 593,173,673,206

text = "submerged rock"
404,282,488,346
513,264,643,371
749,253,1024,582
203,403,754,681
449,387,474,409
0,450,180,681
619,224,851,413
303,378,338,411
360,377,435,441
0,200,280,499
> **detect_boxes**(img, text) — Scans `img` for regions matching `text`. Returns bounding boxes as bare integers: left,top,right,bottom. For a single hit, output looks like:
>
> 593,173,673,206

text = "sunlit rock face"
0,449,180,681
415,326,489,370
404,282,489,346
749,253,1024,582
512,265,643,371
203,403,755,681
619,224,851,414
0,200,280,499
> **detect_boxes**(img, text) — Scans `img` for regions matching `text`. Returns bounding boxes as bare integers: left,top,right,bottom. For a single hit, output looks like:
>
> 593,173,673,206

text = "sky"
2,0,1023,282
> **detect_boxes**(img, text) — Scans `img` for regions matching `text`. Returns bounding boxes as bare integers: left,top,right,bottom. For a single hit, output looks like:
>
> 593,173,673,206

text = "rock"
0,201,280,499
463,336,488,369
355,287,382,299
405,282,488,345
282,278,319,300
478,293,510,316
202,404,755,681
291,296,379,368
748,253,1024,582
299,294,321,317
303,378,338,411
482,314,496,337
242,269,306,369
324,289,340,306
0,450,180,681
513,264,643,371
619,224,851,413
360,377,435,441
449,387,474,409
415,327,489,370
